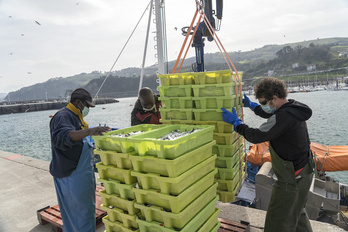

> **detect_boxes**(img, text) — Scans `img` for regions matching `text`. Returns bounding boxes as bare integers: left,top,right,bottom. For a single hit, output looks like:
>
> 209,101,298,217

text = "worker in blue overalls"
49,88,110,232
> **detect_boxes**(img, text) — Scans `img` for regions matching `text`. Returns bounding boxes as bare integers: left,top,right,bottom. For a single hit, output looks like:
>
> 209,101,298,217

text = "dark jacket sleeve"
236,112,294,144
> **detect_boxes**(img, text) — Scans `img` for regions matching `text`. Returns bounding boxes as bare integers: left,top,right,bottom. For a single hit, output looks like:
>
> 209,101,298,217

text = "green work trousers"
264,144,314,232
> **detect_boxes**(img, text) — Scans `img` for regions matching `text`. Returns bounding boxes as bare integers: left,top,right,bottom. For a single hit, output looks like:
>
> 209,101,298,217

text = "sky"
1,0,348,94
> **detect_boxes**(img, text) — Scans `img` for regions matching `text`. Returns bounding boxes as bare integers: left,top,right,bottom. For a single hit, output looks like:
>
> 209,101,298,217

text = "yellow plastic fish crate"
103,215,139,232
197,208,220,232
158,85,192,97
136,197,218,232
94,150,135,169
93,124,164,152
193,109,223,121
159,97,193,109
193,96,236,109
192,70,243,85
132,169,217,214
96,163,137,185
209,222,221,232
159,108,193,121
100,204,138,229
134,183,218,230
131,155,216,195
127,125,215,159
192,83,243,97
158,73,194,86
160,119,193,125
215,161,245,180
217,171,245,192
97,177,136,199
192,120,233,133
213,132,241,145
129,141,215,177
215,152,245,169
217,184,239,203
99,190,139,215
212,137,244,157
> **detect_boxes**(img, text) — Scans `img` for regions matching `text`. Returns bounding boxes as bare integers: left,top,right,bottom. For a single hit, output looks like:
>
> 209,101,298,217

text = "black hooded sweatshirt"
236,99,312,171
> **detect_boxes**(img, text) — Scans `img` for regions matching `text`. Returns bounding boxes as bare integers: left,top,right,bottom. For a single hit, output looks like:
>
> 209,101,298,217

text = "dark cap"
70,88,95,107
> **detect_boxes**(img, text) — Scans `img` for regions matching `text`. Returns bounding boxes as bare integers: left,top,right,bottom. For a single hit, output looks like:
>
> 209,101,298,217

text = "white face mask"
78,101,89,117
143,104,155,112
81,106,89,117
261,104,276,114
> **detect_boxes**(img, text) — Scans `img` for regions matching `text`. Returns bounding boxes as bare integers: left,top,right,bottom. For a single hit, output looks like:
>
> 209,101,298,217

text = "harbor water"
0,91,347,184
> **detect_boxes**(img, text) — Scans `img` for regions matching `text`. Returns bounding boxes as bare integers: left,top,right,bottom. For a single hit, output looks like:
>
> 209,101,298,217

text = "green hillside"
3,37,348,102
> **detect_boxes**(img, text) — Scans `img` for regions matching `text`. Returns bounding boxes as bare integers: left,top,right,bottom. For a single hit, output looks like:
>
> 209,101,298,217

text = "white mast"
139,0,167,92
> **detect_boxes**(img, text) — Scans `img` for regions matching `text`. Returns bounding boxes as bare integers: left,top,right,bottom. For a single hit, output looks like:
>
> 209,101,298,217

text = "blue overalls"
53,136,96,232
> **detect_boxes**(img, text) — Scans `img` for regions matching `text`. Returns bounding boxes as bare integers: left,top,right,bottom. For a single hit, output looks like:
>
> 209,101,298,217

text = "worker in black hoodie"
131,87,161,126
222,77,314,232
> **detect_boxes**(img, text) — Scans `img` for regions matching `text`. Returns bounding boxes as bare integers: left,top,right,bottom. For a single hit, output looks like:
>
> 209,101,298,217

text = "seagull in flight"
35,21,41,25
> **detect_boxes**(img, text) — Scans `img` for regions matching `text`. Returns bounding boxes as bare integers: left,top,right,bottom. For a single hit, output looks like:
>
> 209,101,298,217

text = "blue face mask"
261,104,276,114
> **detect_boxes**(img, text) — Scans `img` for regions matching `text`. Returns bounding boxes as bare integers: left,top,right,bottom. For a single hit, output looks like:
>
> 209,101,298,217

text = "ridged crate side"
97,177,136,199
129,140,215,177
159,108,193,121
100,204,138,229
215,162,246,180
158,85,192,97
132,169,217,213
196,208,220,232
134,184,218,229
212,138,244,157
136,196,218,232
131,155,217,195
159,97,193,109
93,124,166,152
99,190,139,215
95,150,134,169
103,215,139,232
96,163,137,184
128,125,215,159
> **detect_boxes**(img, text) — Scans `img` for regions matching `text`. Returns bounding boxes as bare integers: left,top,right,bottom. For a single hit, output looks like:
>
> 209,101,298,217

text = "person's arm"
236,112,293,144
69,126,111,141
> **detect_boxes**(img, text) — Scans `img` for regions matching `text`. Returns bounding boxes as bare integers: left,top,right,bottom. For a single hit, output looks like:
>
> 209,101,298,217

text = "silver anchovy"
110,131,143,137
158,129,201,140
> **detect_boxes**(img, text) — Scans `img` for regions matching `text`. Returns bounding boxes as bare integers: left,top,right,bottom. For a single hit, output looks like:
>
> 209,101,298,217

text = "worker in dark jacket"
221,77,314,232
131,87,161,126
50,88,110,232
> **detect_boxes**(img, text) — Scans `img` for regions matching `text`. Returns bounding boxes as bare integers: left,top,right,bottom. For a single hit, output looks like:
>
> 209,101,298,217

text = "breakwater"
0,98,119,115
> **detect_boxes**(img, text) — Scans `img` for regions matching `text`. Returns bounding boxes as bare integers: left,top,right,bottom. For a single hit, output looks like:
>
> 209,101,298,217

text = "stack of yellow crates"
93,124,219,232
158,70,246,203
93,124,164,232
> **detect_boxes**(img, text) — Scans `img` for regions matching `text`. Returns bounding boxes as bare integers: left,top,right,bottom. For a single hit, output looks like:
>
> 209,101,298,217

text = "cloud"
0,0,348,93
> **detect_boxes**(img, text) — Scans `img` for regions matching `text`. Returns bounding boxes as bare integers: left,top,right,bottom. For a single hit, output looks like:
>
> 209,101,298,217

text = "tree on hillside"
276,46,293,60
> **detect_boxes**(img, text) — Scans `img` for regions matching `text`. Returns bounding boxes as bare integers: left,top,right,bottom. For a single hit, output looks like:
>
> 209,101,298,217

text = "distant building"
292,63,300,69
267,70,275,76
339,50,348,58
307,65,316,71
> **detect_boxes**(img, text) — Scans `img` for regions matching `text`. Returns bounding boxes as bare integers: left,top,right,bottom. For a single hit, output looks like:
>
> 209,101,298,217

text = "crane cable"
94,0,152,100
172,0,247,187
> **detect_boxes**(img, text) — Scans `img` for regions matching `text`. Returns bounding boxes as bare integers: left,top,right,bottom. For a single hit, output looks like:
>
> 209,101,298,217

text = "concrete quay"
0,149,346,232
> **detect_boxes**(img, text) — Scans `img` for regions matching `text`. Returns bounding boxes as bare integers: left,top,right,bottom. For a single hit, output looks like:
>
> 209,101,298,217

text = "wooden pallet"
37,185,106,232
218,218,250,232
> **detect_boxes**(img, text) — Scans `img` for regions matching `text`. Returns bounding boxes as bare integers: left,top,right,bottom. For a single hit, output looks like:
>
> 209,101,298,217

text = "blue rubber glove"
243,93,259,111
221,107,243,132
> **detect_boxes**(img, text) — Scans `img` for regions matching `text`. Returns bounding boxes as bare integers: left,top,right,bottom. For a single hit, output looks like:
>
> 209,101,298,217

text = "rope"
171,6,199,74
94,0,152,100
